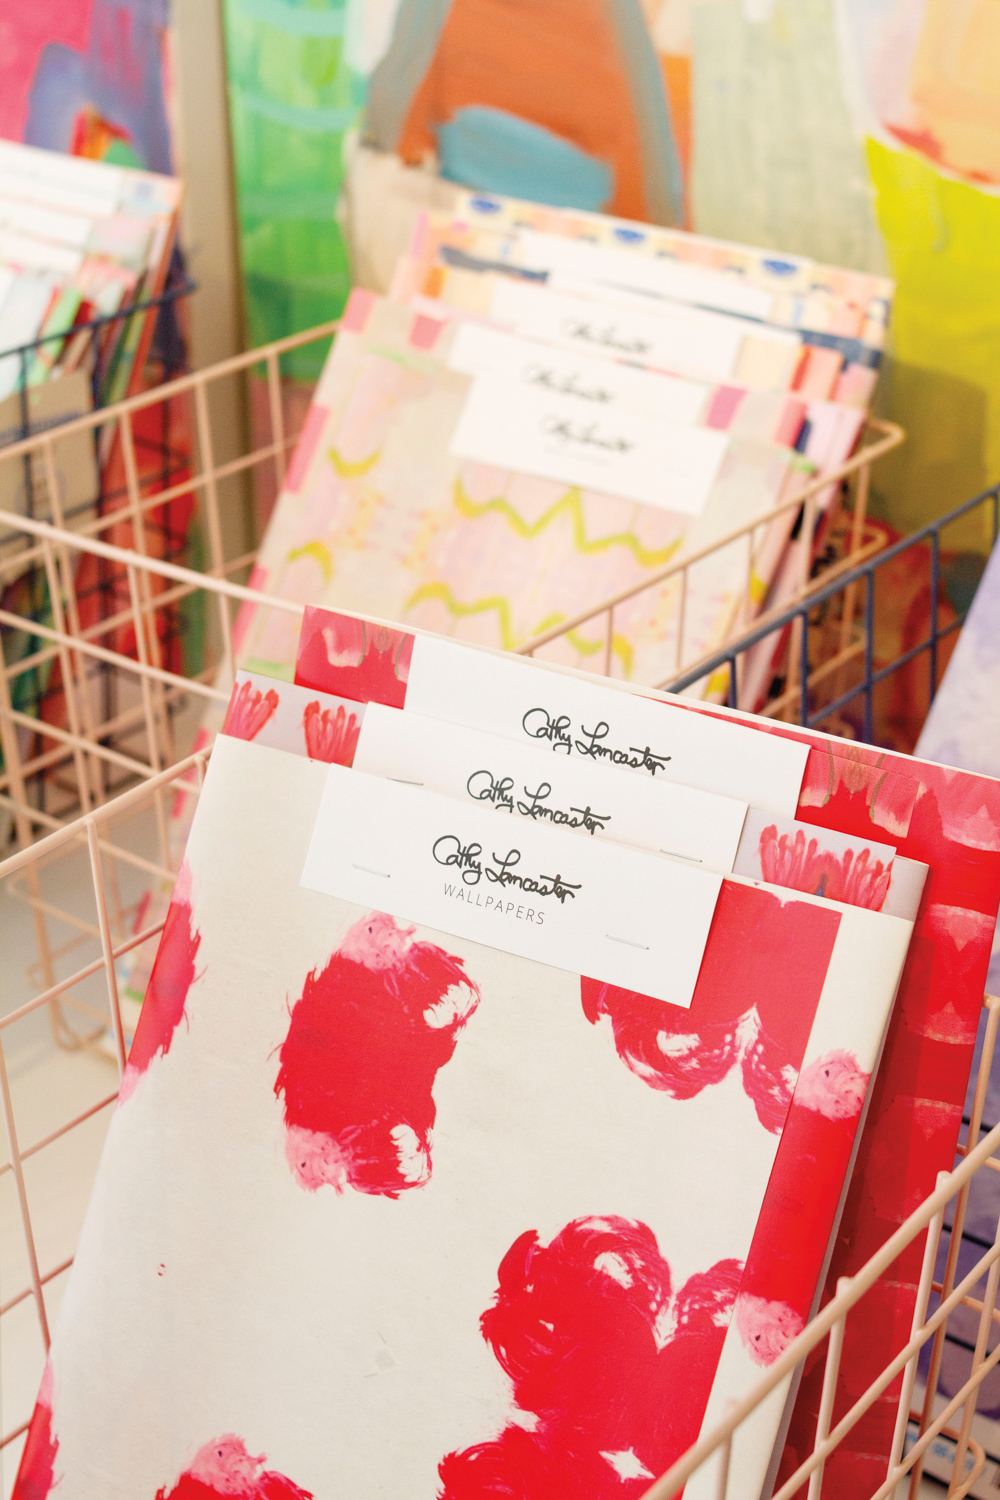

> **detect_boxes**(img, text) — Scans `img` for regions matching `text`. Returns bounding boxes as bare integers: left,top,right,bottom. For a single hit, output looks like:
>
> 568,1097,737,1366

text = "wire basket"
0,313,901,849
1,749,999,1498
3,321,984,1500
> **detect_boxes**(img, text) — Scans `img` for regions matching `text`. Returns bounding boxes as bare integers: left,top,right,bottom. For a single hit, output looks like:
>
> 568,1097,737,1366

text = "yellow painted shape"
404,582,564,651
866,137,1000,551
705,666,732,701
453,477,683,570
565,628,635,677
286,539,334,583
750,572,769,606
328,445,381,478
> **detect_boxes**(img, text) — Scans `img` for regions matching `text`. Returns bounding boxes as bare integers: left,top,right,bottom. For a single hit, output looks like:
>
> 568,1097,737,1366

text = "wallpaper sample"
14,731,911,1499
235,288,797,688
431,189,893,363
292,604,1000,1495
228,663,928,925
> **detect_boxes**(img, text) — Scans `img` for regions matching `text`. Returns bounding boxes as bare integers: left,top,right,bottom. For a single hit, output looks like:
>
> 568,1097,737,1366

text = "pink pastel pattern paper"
235,290,797,689
440,190,894,359
223,670,366,766
733,807,896,910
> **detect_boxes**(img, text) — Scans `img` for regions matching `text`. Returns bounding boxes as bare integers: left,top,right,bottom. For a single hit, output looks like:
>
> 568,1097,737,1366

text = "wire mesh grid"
0,316,901,853
0,262,196,805
0,322,986,1498
0,321,333,850
663,483,1000,748
1,767,999,1498
515,417,904,687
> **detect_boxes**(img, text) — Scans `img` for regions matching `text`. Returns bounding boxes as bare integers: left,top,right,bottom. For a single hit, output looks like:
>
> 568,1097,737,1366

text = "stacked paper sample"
0,140,181,409
239,188,886,699
16,606,1000,1500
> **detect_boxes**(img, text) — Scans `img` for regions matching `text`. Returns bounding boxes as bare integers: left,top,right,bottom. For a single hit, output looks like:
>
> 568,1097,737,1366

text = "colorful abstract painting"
0,0,173,172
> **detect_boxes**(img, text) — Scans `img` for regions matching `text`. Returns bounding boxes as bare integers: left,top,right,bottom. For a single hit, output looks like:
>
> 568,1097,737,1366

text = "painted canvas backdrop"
0,0,173,173
222,0,372,377
343,0,1000,553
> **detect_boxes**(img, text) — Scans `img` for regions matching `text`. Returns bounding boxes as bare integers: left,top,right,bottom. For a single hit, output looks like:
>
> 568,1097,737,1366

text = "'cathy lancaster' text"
521,708,671,776
432,836,581,903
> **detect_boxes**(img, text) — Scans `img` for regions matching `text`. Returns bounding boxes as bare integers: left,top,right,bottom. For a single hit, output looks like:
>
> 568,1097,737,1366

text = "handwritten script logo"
522,708,572,753
540,415,634,454
466,769,610,836
466,769,515,812
432,835,580,903
521,708,671,777
559,316,652,359
522,362,613,404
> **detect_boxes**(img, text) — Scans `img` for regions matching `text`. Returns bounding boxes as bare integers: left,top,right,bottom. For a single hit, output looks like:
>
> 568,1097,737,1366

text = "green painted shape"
241,657,296,681
223,0,365,377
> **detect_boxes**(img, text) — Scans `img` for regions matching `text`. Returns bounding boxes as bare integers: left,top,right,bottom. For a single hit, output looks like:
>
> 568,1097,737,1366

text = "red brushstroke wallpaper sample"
12,1362,57,1500
222,680,279,743
294,609,1000,1489
296,609,413,709
275,911,481,1195
735,1050,869,1366
582,882,840,1133
758,823,891,909
301,699,361,764
439,1216,742,1497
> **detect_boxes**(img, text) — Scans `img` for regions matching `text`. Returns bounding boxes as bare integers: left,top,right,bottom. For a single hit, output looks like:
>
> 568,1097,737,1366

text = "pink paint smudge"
794,1050,869,1121
120,862,200,1103
156,1434,312,1499
735,1295,805,1368
275,912,480,1197
581,883,841,1133
11,1362,57,1500
223,680,280,742
439,1217,743,1498
302,700,361,765
758,825,892,910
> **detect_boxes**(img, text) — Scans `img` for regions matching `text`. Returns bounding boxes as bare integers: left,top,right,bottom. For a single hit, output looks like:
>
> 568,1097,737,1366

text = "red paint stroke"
758,825,891,910
294,607,414,708
797,745,920,840
439,1216,742,1498
223,679,280,742
120,863,200,1103
581,883,841,1133
156,1434,312,1499
736,1050,869,1367
11,1363,57,1500
640,701,1000,1493
302,700,361,765
275,911,480,1196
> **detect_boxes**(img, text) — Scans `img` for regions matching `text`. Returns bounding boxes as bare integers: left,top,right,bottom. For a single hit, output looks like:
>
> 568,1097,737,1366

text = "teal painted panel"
436,106,614,210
